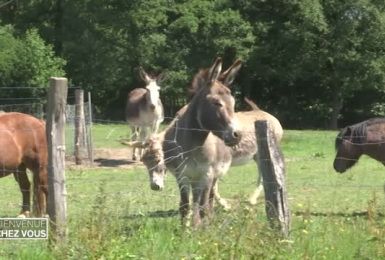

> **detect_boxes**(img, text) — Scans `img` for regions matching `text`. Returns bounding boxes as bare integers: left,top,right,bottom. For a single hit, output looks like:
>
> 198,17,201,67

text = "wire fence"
66,101,93,162
1,119,385,219
2,153,385,219
0,88,384,223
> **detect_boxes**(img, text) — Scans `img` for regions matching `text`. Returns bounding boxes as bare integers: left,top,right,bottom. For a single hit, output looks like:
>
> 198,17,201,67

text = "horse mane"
335,117,385,150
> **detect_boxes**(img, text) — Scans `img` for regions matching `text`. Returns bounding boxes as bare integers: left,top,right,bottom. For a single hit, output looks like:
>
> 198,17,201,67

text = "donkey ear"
156,72,166,84
220,59,242,86
208,57,223,84
139,67,152,84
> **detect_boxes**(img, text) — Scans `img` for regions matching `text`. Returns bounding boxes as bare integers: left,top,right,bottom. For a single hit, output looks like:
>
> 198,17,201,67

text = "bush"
0,25,66,89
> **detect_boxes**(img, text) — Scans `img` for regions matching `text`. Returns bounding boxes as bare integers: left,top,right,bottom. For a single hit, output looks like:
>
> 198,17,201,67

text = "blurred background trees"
1,0,385,128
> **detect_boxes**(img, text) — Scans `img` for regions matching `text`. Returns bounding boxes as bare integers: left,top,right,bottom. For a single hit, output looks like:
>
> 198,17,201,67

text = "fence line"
1,87,385,233
2,164,385,228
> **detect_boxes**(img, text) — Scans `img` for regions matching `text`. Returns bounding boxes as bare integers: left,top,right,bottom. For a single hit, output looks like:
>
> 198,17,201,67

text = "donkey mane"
187,69,210,100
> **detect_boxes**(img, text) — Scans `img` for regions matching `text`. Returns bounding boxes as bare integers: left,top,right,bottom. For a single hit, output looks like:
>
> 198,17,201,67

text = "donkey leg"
138,126,149,159
208,177,218,215
13,165,30,218
152,120,161,134
197,176,213,225
191,183,203,227
131,126,139,160
249,172,263,205
177,177,190,226
213,181,231,210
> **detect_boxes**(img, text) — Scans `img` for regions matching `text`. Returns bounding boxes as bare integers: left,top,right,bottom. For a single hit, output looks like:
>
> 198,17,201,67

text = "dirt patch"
67,147,142,169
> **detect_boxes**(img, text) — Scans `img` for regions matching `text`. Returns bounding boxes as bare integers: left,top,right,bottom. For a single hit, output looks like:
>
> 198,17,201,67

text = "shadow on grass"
94,158,136,167
294,210,385,218
122,209,179,220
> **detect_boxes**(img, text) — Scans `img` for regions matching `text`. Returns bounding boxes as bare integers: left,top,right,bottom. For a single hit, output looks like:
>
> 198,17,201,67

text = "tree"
164,0,255,99
320,0,385,128
6,0,385,127
236,0,385,128
9,0,254,118
0,25,65,88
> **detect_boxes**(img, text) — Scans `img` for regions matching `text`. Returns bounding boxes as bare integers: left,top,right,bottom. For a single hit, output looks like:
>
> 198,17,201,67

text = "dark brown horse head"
187,58,242,146
333,126,363,173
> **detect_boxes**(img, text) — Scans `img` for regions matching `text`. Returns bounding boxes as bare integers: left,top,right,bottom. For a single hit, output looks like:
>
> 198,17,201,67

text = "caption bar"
0,218,48,239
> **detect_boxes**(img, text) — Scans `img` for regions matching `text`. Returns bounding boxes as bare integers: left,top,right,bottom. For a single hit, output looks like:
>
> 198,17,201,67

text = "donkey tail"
244,97,261,111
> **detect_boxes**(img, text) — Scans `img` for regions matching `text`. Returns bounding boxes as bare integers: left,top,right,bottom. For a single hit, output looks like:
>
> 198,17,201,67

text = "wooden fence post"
74,89,85,165
47,77,68,241
255,120,291,237
87,91,94,165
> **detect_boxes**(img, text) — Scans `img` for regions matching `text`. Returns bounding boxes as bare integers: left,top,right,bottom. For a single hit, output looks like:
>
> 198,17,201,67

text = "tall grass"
1,129,385,259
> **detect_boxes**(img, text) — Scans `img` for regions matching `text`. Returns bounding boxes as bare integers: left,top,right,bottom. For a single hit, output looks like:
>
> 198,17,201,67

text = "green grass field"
1,127,385,259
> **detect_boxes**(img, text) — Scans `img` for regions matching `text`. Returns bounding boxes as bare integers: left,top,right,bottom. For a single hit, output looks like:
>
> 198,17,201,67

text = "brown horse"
0,112,48,217
126,67,164,160
334,118,385,173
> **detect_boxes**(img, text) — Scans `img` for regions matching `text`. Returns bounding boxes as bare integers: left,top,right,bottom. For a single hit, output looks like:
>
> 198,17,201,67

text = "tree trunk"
54,0,63,55
329,93,343,129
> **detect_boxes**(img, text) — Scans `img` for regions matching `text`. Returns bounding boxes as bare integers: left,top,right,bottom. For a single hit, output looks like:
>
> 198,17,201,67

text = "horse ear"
220,59,242,87
208,57,222,85
139,67,152,84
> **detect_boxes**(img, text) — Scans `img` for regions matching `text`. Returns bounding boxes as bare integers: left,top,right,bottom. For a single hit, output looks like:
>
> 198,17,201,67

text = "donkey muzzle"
150,174,165,191
149,104,156,110
150,182,163,191
223,128,242,146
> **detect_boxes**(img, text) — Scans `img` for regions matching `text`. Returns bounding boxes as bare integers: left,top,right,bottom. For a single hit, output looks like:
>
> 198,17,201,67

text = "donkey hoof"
218,199,232,211
17,211,30,218
183,219,191,228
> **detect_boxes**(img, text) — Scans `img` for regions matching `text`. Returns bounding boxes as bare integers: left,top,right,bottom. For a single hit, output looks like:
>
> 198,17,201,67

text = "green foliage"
15,28,66,87
163,0,255,96
0,25,65,89
237,0,385,128
0,25,20,87
3,0,385,126
4,0,255,119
